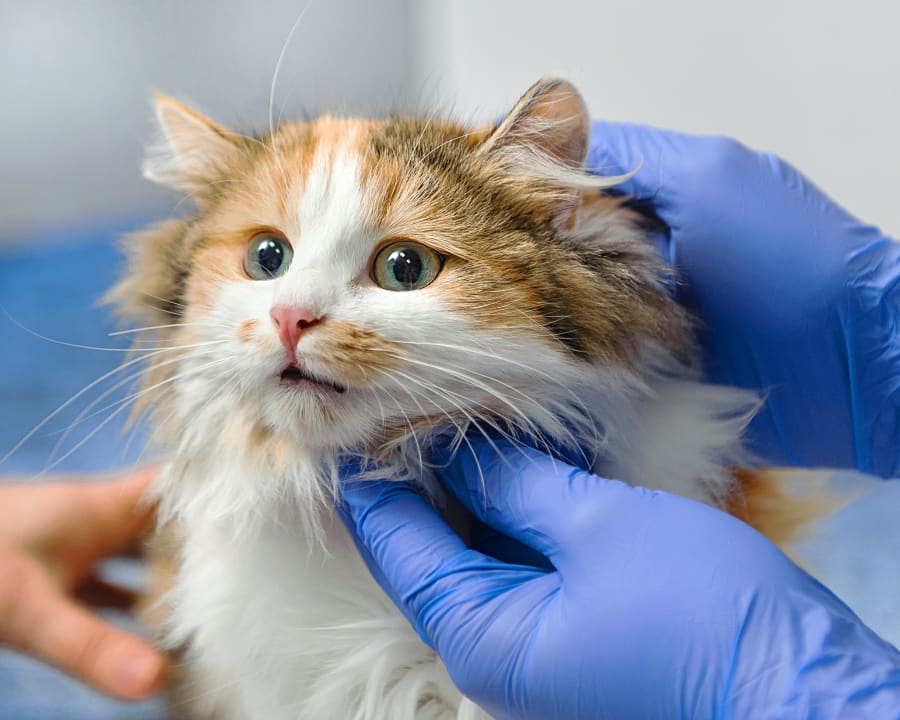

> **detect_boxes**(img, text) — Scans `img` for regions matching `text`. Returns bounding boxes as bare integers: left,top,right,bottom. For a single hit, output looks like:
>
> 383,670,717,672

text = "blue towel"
0,218,167,719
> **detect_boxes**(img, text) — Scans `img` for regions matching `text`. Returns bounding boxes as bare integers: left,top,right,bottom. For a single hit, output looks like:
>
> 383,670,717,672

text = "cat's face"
113,79,686,463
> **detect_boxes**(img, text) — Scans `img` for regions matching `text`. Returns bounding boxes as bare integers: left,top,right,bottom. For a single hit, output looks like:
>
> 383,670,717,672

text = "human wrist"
723,574,900,719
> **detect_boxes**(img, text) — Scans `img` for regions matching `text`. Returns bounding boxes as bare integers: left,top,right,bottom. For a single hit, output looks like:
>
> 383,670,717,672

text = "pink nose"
270,305,322,351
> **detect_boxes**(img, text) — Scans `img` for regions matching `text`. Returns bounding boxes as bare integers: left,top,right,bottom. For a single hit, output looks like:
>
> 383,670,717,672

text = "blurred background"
1,1,899,717
3,0,900,243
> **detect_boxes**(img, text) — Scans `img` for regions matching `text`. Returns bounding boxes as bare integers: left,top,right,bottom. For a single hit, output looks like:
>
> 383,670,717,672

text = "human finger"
69,467,158,556
0,552,167,700
74,574,140,610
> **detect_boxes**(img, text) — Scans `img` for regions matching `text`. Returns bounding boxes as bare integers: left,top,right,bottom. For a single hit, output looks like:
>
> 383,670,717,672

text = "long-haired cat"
109,78,885,719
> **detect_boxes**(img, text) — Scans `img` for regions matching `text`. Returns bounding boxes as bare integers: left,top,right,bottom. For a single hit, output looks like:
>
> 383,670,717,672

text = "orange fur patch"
311,320,405,386
236,318,258,344
727,468,838,552
183,244,244,314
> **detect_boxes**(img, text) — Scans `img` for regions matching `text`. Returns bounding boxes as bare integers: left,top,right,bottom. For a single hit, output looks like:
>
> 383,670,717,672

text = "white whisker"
36,355,234,476
46,349,219,464
0,342,223,469
374,349,561,459
108,321,229,337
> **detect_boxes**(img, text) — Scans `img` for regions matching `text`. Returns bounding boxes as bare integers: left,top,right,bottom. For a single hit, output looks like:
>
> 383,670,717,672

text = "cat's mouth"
279,364,346,394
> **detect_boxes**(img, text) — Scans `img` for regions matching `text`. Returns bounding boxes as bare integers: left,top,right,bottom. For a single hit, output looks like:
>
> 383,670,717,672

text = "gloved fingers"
587,121,767,236
432,437,598,559
340,478,483,642
335,494,417,628
468,518,555,570
341,478,467,583
586,120,680,208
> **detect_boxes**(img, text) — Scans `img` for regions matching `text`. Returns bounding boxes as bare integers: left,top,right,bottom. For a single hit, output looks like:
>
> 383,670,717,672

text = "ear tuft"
482,77,590,169
144,94,240,197
481,78,634,193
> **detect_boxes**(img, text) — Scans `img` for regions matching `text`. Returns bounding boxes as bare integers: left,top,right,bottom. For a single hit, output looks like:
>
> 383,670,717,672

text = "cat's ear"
144,94,241,198
480,77,590,172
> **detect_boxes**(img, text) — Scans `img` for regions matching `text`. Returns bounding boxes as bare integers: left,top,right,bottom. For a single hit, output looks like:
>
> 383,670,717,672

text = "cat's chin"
248,391,379,456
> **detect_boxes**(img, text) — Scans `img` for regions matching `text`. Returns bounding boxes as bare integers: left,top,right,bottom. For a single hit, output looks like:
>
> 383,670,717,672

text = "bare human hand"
0,469,167,700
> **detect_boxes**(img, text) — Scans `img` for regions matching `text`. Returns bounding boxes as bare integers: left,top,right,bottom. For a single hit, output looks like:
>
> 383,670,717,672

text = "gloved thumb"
432,437,603,561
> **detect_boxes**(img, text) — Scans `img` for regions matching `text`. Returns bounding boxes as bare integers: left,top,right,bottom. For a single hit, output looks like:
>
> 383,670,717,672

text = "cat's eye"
372,241,442,291
244,232,294,280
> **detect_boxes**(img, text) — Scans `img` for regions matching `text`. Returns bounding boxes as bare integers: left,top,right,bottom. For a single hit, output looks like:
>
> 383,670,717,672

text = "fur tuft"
480,77,634,193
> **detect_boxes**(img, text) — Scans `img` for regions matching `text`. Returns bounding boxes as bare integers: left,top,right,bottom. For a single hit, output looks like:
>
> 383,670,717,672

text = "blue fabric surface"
0,219,158,475
0,218,168,719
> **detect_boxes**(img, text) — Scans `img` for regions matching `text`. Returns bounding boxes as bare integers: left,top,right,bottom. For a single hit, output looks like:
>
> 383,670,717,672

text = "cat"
109,77,833,719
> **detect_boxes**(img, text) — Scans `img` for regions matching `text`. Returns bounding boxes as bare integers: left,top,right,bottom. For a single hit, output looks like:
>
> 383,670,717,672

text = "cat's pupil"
371,240,440,291
257,238,285,275
388,248,422,288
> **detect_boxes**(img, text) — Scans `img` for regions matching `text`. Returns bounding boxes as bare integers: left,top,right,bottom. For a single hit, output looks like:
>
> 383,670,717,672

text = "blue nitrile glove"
340,438,900,720
587,124,900,476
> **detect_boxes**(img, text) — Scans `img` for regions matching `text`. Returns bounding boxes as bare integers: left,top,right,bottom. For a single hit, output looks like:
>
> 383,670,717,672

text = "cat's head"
112,78,688,482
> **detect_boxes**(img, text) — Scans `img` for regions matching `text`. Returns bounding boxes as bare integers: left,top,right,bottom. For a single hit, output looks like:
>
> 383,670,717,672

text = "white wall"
411,0,900,236
3,1,898,241
0,0,414,242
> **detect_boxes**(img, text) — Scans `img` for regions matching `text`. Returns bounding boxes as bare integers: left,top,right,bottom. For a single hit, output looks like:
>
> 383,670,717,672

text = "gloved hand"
587,124,900,476
340,438,900,720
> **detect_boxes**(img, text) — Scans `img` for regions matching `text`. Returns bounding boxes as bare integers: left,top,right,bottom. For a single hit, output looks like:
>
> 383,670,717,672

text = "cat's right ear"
478,78,628,193
479,78,590,174
144,94,240,199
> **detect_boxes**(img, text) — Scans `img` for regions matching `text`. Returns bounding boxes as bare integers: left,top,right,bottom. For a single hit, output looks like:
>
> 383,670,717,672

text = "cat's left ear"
143,94,242,199
480,77,590,173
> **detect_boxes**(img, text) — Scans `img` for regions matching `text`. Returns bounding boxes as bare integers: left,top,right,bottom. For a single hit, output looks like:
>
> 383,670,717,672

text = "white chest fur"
165,485,488,720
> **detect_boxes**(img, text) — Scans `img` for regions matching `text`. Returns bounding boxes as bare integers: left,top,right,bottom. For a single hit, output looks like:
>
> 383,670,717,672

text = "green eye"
372,241,442,291
244,232,293,280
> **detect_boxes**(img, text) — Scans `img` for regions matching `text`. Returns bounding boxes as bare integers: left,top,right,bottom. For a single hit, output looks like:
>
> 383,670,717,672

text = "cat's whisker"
3,306,229,353
0,343,211,470
374,373,455,476
139,292,189,319
143,292,188,310
374,349,560,457
399,337,597,398
386,338,598,428
36,356,234,477
375,382,425,477
120,339,230,354
356,372,392,442
356,365,392,435
108,322,229,337
380,368,521,485
380,341,599,470
118,390,168,465
266,0,315,177
379,368,478,430
1,306,132,353
45,349,216,464
112,369,192,475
